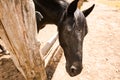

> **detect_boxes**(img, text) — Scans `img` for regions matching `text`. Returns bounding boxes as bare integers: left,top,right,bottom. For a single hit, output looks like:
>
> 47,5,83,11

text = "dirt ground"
0,0,120,80
52,1,120,80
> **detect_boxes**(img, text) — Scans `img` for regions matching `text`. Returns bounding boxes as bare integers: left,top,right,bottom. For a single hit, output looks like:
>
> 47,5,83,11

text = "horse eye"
78,29,81,31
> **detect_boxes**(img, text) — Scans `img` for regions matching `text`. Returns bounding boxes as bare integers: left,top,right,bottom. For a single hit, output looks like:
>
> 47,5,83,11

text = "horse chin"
65,61,83,77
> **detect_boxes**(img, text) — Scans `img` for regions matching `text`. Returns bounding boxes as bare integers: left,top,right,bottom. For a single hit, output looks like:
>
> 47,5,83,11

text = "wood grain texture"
0,0,47,80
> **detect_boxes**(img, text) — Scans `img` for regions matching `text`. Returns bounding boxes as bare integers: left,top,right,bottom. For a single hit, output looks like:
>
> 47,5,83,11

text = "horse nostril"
70,65,77,74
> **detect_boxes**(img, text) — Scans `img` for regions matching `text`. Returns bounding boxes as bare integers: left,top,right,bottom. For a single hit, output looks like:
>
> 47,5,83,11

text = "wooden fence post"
0,0,47,80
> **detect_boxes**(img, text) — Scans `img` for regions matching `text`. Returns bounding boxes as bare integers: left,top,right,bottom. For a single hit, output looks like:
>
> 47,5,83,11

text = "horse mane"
34,0,68,11
34,0,69,25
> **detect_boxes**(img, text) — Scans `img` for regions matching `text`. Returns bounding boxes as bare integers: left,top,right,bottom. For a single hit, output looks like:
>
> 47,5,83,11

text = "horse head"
34,0,95,77
57,0,95,76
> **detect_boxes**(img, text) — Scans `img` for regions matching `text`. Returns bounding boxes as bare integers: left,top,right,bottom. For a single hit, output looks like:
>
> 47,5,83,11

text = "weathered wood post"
0,0,47,80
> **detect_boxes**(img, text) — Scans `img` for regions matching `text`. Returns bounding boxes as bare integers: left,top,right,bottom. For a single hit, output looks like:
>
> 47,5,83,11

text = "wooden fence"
0,0,86,79
0,0,63,80
0,0,46,80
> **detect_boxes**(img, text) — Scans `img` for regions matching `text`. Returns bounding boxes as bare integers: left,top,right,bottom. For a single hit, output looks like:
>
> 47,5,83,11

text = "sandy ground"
0,0,120,80
51,1,120,80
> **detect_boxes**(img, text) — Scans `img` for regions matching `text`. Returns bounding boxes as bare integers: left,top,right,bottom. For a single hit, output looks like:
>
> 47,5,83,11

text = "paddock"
0,0,120,80
52,1,120,80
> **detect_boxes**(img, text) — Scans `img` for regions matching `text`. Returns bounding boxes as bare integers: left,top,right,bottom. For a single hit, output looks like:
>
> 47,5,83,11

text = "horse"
34,0,95,77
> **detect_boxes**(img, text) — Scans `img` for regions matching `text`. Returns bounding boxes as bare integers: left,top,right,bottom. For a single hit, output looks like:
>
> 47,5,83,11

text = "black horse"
34,0,95,77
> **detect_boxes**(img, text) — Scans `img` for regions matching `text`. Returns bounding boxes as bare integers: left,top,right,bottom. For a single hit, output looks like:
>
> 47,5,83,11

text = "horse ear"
82,4,95,17
67,0,79,16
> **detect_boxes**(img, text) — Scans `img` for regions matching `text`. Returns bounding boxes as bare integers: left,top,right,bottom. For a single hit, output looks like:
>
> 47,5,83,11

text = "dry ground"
52,0,120,80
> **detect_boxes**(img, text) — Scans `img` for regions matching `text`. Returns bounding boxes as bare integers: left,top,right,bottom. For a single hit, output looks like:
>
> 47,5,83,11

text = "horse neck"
34,0,68,25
